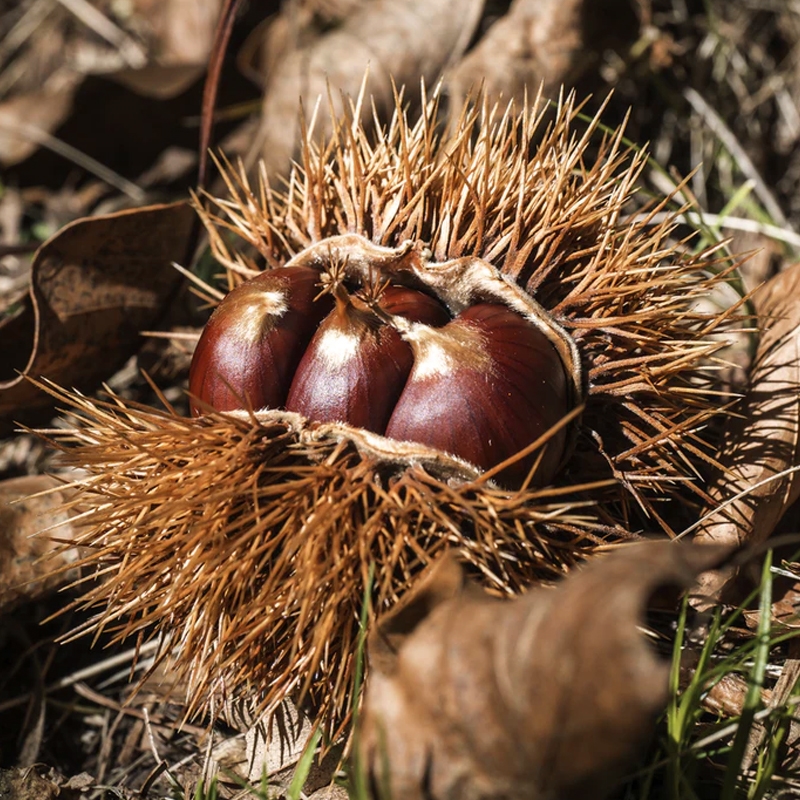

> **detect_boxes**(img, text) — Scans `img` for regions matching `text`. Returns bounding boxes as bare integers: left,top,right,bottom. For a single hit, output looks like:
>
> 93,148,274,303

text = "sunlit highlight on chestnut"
385,303,569,485
285,284,449,433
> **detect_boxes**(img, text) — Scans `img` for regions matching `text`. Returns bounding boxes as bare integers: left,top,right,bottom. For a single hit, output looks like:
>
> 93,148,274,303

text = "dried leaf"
0,0,224,165
0,202,194,426
0,84,78,166
770,573,800,628
694,262,800,598
251,0,484,176
702,673,769,718
308,787,349,800
0,766,91,800
360,542,731,800
0,768,59,800
0,474,83,611
113,0,227,99
212,699,340,794
447,0,589,107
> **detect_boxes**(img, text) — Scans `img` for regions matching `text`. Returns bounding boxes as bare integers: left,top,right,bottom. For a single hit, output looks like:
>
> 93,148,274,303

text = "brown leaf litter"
0,201,194,428
0,0,225,166
360,542,732,800
694,261,800,600
247,0,484,177
0,473,84,611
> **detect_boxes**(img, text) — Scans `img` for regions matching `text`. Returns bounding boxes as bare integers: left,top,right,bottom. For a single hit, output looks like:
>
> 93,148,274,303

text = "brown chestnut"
385,303,569,485
285,285,450,433
189,266,331,415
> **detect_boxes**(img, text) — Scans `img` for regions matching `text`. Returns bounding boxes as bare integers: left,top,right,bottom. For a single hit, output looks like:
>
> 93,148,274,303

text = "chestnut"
189,266,331,415
285,285,450,433
385,303,570,485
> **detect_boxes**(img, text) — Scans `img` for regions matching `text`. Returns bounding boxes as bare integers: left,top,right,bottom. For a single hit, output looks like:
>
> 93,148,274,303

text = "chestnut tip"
285,285,449,433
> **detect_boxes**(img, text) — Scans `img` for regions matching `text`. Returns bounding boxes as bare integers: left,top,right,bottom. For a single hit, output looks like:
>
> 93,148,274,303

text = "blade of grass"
191,776,218,800
348,563,375,800
286,726,323,800
721,551,774,799
748,717,789,800
218,766,268,799
666,597,725,799
683,88,790,231
0,118,145,201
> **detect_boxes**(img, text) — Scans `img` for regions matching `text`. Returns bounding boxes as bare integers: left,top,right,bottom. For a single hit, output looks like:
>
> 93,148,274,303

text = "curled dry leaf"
250,0,484,176
0,202,194,428
694,261,800,600
360,542,731,800
448,0,583,105
0,474,83,612
112,0,227,99
447,0,607,107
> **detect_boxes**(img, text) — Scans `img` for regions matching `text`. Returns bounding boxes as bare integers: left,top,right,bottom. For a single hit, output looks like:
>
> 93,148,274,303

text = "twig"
0,0,52,83
0,640,159,713
0,118,146,202
677,464,800,540
73,682,207,737
626,210,800,251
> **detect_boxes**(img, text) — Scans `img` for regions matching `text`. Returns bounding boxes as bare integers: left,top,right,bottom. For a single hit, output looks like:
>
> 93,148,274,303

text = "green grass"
622,551,800,800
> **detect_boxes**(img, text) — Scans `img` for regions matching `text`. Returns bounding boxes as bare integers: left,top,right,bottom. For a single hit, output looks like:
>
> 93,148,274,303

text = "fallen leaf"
0,473,83,612
360,542,730,800
0,84,79,166
694,262,800,600
236,1,363,89
308,787,349,800
112,0,227,99
771,570,800,628
0,202,194,428
0,0,226,166
447,0,594,107
701,673,770,718
212,699,341,795
0,766,90,800
249,0,484,177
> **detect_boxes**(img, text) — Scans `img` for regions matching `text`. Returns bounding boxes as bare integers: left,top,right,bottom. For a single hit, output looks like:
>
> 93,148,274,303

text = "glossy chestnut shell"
188,266,331,415
189,241,580,488
286,286,450,433
385,303,570,484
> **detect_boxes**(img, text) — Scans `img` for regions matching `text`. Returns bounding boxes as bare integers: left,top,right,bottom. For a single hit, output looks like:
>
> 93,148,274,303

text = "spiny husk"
45,386,605,729
46,87,743,730
199,86,740,529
